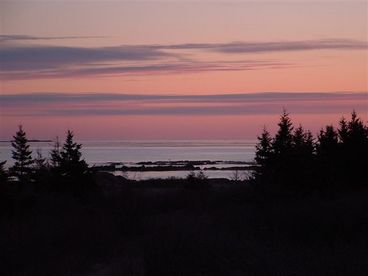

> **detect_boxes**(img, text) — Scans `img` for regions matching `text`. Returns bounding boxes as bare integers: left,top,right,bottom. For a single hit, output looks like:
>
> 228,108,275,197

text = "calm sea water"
0,140,256,179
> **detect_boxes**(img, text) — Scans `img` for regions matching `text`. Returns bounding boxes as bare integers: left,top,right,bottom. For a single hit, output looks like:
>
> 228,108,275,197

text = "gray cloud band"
0,38,366,80
1,92,366,116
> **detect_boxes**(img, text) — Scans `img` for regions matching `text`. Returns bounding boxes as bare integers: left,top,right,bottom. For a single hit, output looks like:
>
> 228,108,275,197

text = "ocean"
0,140,256,179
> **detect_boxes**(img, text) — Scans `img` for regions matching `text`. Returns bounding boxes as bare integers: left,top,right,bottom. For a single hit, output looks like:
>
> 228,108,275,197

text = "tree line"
0,128,89,190
1,110,367,195
252,110,368,194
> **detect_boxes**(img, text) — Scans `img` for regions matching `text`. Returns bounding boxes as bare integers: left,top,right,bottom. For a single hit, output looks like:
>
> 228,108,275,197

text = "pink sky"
0,1,367,139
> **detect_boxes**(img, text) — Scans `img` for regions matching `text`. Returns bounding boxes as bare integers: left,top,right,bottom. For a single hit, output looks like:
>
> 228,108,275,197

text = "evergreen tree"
271,110,294,187
252,110,368,193
292,125,305,148
253,111,296,190
304,130,315,155
11,125,33,180
254,111,317,191
316,125,339,187
50,136,61,168
59,130,88,176
292,125,314,156
317,125,338,156
342,111,368,186
346,110,368,145
254,127,273,179
338,117,349,143
289,125,315,188
273,109,294,155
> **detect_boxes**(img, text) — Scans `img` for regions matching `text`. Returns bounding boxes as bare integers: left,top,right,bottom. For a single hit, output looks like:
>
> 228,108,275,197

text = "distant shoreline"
92,160,256,180
92,160,255,171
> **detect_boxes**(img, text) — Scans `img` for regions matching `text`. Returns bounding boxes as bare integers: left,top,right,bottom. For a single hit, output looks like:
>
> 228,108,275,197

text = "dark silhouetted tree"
293,126,314,151
273,109,294,155
59,130,88,177
317,125,338,156
268,110,296,188
338,117,349,143
292,125,314,158
289,125,315,188
253,110,368,194
50,136,62,168
316,125,339,187
255,127,273,166
337,111,368,186
346,110,368,145
253,111,318,193
11,125,33,180
253,127,273,180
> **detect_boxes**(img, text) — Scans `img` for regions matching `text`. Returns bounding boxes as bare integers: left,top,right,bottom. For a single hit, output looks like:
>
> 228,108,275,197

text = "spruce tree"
317,125,338,156
50,136,61,168
60,130,88,176
11,125,33,180
316,125,339,187
304,130,315,155
273,109,294,155
292,125,305,148
289,125,315,188
254,127,273,179
292,125,314,156
338,117,349,143
344,111,368,185
271,110,294,186
347,110,368,145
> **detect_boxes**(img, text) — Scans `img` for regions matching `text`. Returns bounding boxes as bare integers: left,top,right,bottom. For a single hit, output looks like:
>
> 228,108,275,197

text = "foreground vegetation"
1,111,368,275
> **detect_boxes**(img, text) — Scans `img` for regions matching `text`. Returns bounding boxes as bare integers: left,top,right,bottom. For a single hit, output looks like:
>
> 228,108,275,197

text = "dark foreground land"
1,173,368,276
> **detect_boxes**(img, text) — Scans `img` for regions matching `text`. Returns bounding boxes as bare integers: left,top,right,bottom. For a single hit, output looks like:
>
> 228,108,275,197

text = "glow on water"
0,140,256,165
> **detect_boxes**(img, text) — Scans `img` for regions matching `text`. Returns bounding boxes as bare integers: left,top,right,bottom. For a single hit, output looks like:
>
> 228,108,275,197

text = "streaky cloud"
1,92,366,104
0,34,107,42
160,39,368,53
1,92,366,117
0,59,290,80
0,38,366,80
0,45,169,71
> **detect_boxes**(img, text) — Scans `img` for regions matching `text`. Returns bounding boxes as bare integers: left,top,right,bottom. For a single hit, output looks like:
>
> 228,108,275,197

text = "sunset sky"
0,0,367,140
